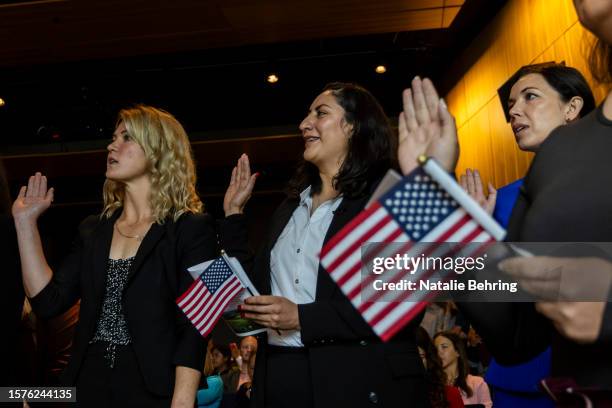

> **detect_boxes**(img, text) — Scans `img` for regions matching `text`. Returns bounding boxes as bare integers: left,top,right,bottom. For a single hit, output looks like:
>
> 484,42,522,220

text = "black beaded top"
90,257,134,367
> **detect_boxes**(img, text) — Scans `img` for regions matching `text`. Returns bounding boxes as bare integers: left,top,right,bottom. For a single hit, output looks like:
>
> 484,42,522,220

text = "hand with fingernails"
238,295,300,331
12,172,54,223
459,168,497,215
398,76,459,175
223,154,259,217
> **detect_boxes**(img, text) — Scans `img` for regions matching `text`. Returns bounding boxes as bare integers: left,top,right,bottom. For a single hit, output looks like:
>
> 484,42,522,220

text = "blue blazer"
492,178,524,228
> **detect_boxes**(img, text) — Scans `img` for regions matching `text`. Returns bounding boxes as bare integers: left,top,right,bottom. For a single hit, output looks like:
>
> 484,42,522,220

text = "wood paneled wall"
445,0,608,188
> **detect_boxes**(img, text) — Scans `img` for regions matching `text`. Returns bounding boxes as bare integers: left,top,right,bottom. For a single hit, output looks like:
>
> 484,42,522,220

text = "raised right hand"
12,172,54,222
459,168,497,215
398,77,459,175
223,154,258,217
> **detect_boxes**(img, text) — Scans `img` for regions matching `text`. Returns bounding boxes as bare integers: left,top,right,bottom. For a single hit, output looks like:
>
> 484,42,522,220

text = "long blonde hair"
102,105,203,222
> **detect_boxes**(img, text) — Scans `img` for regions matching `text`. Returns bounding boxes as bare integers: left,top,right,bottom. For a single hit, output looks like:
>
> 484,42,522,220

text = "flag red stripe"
183,282,210,316
335,221,404,287
197,280,243,337
190,284,228,327
348,241,414,300
358,213,473,312
379,237,496,340
353,213,472,304
185,288,212,319
320,203,382,257
176,277,202,304
365,223,484,326
367,225,490,333
195,279,242,334
192,277,242,328
330,220,403,286
328,213,395,276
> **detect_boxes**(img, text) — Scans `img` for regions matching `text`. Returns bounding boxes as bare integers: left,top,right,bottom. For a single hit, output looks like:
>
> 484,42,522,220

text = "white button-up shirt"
267,186,343,347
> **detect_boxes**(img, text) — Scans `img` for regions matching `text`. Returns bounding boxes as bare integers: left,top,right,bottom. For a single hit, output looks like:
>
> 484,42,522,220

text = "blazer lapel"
268,198,299,248
91,214,117,305
316,195,370,300
127,221,166,284
258,198,298,294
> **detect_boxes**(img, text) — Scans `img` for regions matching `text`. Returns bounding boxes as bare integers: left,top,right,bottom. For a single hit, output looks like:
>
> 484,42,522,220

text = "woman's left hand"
459,168,497,215
241,296,300,330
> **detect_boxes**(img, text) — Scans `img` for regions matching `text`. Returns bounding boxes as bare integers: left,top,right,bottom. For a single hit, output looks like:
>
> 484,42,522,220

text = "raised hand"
12,172,54,223
459,168,497,215
398,77,459,175
223,154,258,217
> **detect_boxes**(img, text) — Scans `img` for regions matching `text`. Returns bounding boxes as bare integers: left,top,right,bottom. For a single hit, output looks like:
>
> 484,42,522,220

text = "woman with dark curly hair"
434,331,491,408
416,327,464,408
220,82,426,408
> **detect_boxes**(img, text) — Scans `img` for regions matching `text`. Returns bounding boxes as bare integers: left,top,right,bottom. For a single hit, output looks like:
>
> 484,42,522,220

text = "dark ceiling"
0,0,506,153
0,0,508,262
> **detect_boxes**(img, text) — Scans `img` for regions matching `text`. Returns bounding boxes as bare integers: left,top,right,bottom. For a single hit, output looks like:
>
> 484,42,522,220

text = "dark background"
0,0,507,343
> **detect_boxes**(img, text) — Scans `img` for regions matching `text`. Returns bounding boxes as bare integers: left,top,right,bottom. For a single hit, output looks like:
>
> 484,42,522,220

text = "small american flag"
320,158,502,341
177,257,244,337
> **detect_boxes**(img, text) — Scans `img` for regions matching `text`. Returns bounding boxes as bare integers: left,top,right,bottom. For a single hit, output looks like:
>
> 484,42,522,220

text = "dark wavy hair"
417,327,449,408
211,343,238,372
507,63,595,118
434,331,473,398
0,161,11,216
589,38,612,85
287,82,395,199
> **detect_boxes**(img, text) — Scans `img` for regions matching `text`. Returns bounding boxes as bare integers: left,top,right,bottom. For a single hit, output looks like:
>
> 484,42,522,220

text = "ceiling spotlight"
0,98,5,107
267,73,279,84
375,65,387,74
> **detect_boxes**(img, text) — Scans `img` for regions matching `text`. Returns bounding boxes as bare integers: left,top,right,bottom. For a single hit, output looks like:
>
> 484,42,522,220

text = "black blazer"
460,108,612,388
220,190,426,408
0,215,25,386
29,211,217,396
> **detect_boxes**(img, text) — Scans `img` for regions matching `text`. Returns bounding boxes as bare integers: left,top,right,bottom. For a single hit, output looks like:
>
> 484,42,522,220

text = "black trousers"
75,342,171,407
264,346,313,408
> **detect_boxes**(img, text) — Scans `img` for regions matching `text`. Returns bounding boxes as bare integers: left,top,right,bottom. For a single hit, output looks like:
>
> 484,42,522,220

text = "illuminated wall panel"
445,0,607,189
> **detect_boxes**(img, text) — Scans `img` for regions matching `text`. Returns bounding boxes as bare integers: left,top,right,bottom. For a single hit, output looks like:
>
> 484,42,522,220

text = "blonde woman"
12,105,217,407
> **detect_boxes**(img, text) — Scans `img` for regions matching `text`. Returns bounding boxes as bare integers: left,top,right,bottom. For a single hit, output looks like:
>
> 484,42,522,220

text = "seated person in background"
211,343,240,393
236,352,256,408
417,327,464,408
236,336,257,390
434,331,492,408
197,375,223,408
198,340,224,408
